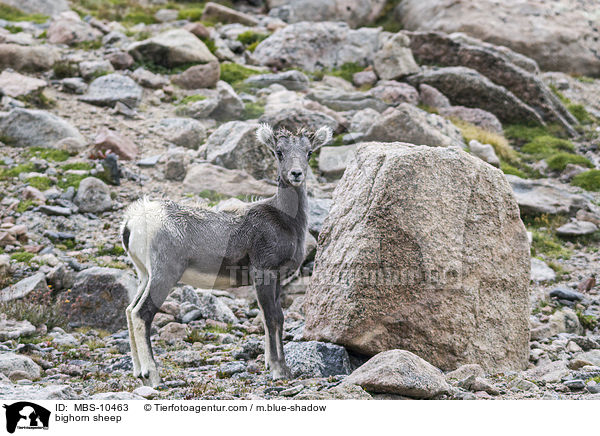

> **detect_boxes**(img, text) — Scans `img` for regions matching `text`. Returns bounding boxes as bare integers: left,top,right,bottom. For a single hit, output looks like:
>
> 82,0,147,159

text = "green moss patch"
0,163,35,180
236,31,269,52
26,147,71,162
177,94,206,106
0,4,48,23
571,170,600,192
545,153,593,172
520,135,575,158
504,124,566,145
27,176,52,191
241,101,265,120
61,162,94,171
220,63,262,85
10,251,35,263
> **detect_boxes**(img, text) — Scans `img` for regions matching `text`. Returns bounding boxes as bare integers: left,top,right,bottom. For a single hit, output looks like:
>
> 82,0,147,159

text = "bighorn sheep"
121,124,332,386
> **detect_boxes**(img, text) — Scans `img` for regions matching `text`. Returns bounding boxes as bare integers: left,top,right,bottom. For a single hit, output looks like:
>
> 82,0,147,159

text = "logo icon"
3,402,50,433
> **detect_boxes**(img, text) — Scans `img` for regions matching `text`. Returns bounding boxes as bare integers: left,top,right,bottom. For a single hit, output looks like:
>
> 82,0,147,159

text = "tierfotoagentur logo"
2,402,50,434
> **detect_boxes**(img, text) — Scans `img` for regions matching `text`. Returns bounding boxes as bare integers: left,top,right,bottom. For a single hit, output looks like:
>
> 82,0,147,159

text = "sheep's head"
256,124,332,187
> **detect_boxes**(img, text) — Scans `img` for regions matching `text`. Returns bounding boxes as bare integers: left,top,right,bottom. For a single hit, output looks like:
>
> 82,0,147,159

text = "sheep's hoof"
271,364,292,380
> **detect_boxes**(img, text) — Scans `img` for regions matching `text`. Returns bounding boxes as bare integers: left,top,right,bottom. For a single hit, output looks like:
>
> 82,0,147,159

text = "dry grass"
452,119,519,164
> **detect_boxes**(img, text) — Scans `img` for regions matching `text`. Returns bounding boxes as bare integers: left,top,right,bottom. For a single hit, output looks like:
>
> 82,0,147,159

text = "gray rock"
78,60,114,81
133,386,159,399
58,267,136,331
318,144,357,178
204,121,276,180
253,21,381,71
0,354,41,380
175,97,219,120
303,144,530,372
0,273,47,303
506,175,589,216
556,220,599,237
283,341,353,378
164,152,187,182
74,177,112,213
267,0,386,28
49,328,78,347
0,384,79,400
440,106,503,134
38,205,71,216
445,364,485,382
419,83,450,108
191,291,237,324
210,81,244,120
530,258,556,283
468,139,500,167
0,108,84,148
0,316,36,341
373,32,419,80
127,29,217,68
368,80,419,106
307,87,388,112
408,66,544,125
0,71,46,98
244,70,309,91
362,103,465,148
549,286,584,301
48,12,101,45
183,163,277,197
79,73,142,108
158,118,207,150
171,62,220,89
1,0,70,16
573,350,600,367
0,44,58,73
132,67,168,89
549,308,582,335
399,0,600,78
91,392,143,400
60,77,87,94
307,197,332,235
350,108,380,133
202,2,259,26
344,350,449,398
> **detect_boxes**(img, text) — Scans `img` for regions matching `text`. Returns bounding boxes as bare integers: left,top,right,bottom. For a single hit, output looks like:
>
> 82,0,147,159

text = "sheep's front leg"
255,270,291,380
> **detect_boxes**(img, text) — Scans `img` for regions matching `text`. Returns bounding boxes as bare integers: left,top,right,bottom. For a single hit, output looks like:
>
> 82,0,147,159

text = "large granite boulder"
303,143,531,372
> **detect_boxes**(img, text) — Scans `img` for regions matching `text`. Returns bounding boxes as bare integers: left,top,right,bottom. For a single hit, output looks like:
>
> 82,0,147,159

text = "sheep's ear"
256,123,276,152
311,126,333,151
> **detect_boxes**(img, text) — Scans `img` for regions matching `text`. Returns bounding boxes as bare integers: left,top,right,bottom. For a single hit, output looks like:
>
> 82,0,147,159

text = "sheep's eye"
307,150,313,159
276,150,283,159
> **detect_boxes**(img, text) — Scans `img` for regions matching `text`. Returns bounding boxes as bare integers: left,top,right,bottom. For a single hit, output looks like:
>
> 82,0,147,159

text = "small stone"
563,379,586,390
133,386,159,399
94,128,138,160
0,272,47,302
171,62,220,89
132,67,169,89
530,258,556,282
468,139,500,167
556,220,599,237
549,287,583,302
74,177,112,213
279,385,304,397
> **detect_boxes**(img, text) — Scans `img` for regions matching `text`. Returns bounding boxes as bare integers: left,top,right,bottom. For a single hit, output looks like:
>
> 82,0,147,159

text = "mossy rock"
571,170,600,192
545,153,593,172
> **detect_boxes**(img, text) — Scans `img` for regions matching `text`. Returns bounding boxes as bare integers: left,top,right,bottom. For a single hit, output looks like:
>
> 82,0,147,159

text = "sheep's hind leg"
127,273,148,379
131,271,180,387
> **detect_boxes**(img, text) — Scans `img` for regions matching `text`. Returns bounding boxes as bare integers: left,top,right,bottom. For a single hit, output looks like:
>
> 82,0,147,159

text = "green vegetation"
178,6,204,21
73,39,103,51
4,24,23,33
236,30,269,52
0,290,68,331
131,60,197,75
57,173,88,190
241,101,265,120
97,244,125,256
53,61,80,79
525,214,572,259
567,103,593,124
500,163,528,178
178,94,206,106
504,124,566,145
16,200,36,213
61,162,94,171
18,90,55,109
199,36,217,55
545,152,593,172
10,251,35,263
0,163,35,180
520,135,575,158
322,62,364,83
27,147,71,162
220,63,262,85
26,176,52,191
0,4,48,23
571,170,600,192
576,310,598,331
370,0,403,32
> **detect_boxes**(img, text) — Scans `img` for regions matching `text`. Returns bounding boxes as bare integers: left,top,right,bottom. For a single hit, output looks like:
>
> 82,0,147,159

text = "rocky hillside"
1,0,600,400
